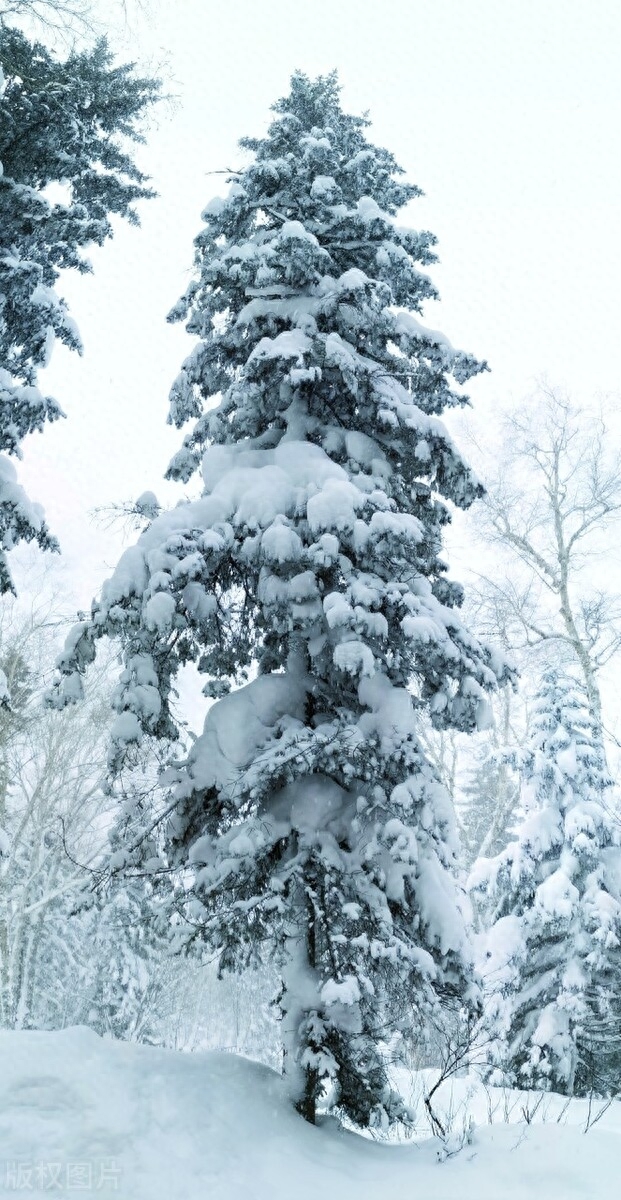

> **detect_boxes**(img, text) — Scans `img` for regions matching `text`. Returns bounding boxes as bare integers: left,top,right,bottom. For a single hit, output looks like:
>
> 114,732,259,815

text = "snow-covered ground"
0,1027,618,1199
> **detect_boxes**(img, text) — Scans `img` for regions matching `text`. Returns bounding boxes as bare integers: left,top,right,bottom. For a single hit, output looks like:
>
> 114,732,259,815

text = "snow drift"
0,1027,618,1199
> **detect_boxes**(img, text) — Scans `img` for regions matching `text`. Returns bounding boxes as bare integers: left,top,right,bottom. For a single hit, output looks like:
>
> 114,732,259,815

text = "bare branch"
466,383,621,741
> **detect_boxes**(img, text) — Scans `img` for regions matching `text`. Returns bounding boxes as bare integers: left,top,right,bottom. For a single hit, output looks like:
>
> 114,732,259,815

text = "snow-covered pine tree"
471,667,621,1095
460,744,518,869
79,875,168,1044
52,71,510,1126
0,27,159,592
460,690,520,868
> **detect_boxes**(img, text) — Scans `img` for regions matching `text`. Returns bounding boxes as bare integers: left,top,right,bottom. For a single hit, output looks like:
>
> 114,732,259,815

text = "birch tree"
0,599,108,1027
474,384,621,743
0,595,183,1037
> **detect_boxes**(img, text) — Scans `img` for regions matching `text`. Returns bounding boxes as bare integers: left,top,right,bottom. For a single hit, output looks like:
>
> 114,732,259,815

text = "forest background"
2,0,621,1094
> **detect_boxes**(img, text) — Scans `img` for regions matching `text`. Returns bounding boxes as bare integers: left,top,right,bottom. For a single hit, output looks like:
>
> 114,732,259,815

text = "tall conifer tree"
54,73,509,1125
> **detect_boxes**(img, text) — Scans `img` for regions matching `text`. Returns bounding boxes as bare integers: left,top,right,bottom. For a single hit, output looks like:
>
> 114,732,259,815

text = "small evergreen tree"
461,747,514,868
79,877,166,1043
0,26,159,591
460,719,519,869
471,668,621,1095
53,72,510,1126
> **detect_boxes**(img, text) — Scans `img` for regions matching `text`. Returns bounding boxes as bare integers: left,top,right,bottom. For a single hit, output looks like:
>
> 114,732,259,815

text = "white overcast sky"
15,0,621,609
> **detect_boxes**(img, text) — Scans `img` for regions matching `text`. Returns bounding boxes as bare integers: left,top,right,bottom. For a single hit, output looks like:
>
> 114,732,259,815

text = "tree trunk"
295,890,318,1126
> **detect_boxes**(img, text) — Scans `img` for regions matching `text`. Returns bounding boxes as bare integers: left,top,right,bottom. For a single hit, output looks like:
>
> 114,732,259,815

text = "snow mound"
0,1029,618,1199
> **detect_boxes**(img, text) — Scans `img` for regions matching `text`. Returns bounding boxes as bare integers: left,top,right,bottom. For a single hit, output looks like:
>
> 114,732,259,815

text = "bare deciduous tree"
469,383,621,742
0,594,110,1027
0,0,149,38
0,0,94,37
0,589,244,1048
